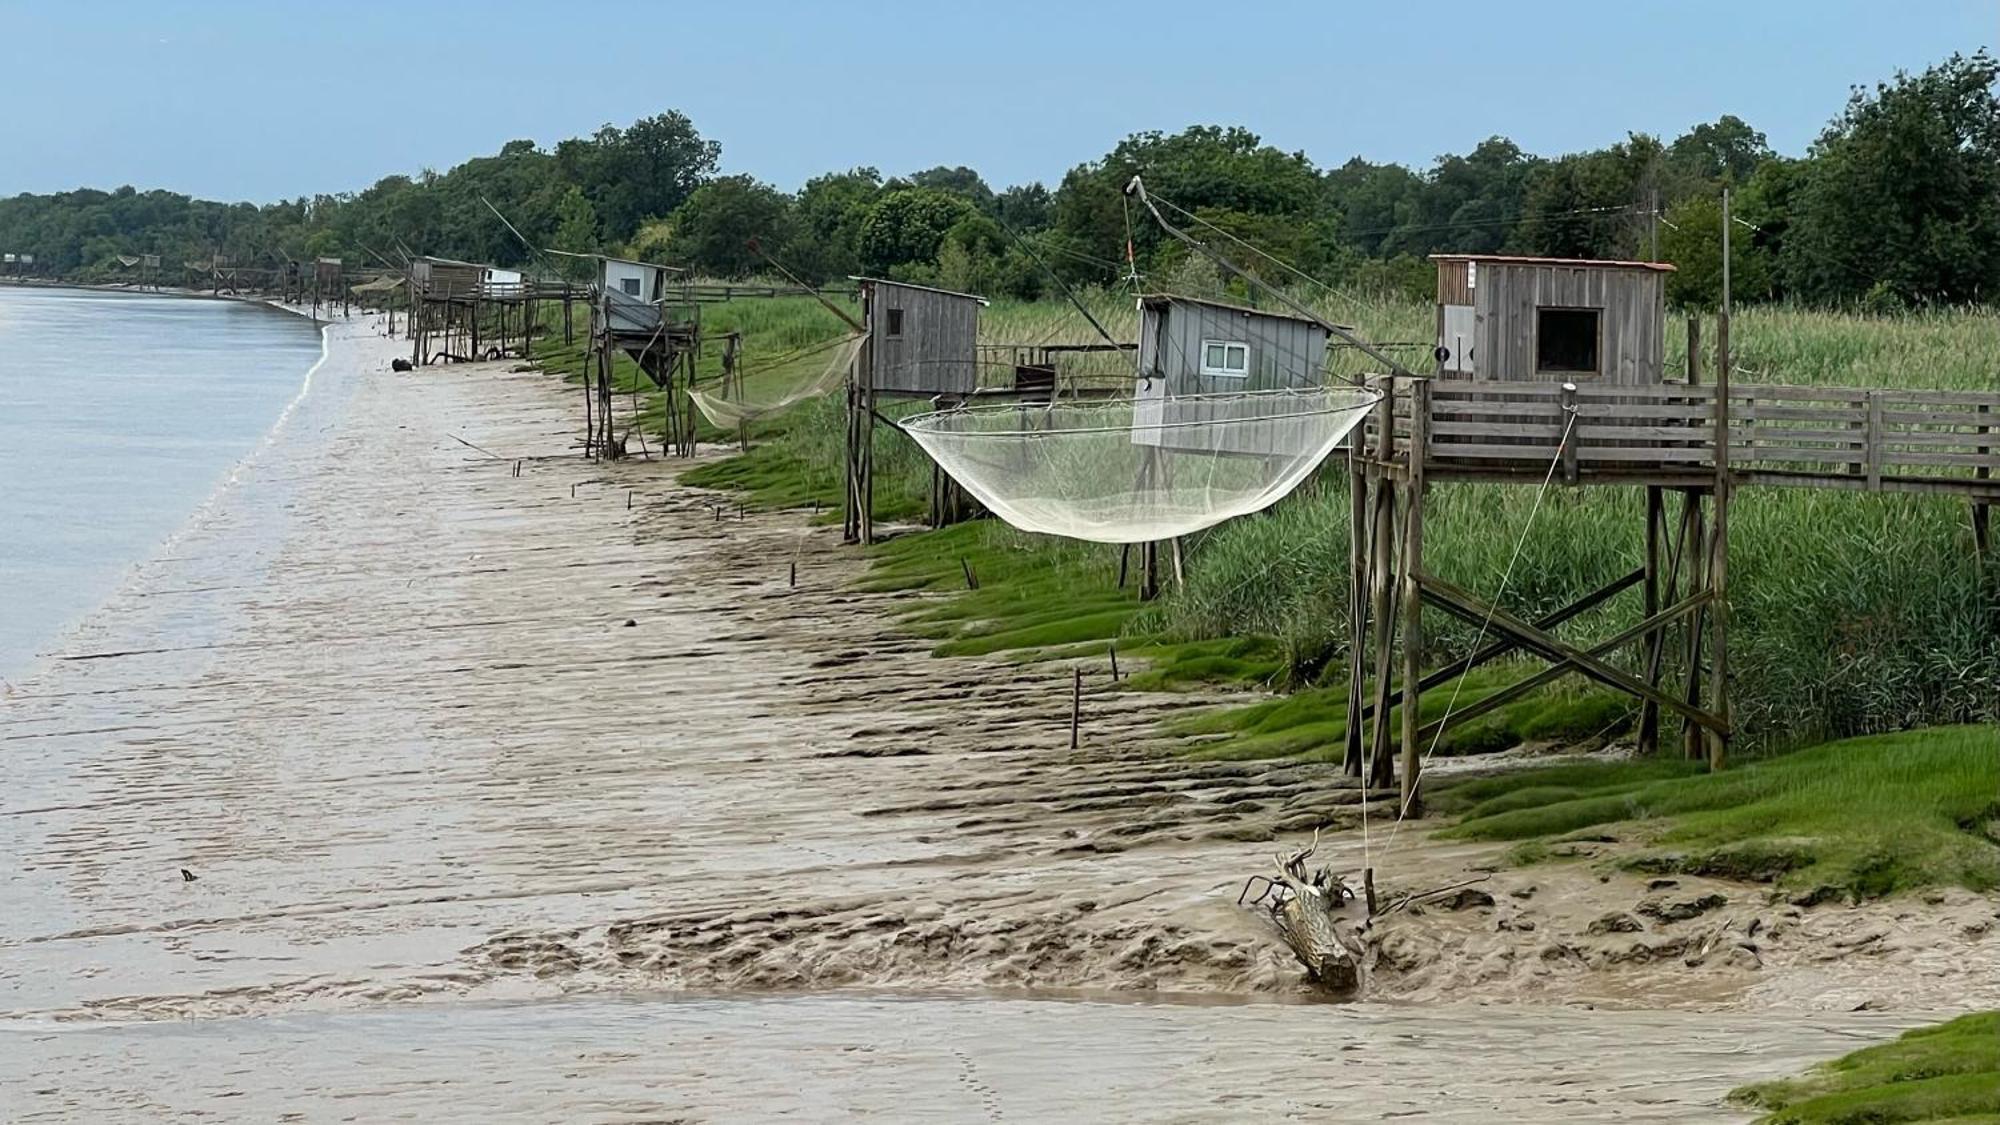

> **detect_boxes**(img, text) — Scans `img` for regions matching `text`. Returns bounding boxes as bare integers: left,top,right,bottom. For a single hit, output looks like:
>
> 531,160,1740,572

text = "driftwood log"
1239,830,1366,992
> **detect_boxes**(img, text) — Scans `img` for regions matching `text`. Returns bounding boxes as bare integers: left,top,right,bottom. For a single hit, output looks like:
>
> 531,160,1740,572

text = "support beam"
1417,589,1716,742
1417,573,1730,736
1358,567,1643,722
1637,485,1665,754
1398,378,1430,813
1343,447,1370,777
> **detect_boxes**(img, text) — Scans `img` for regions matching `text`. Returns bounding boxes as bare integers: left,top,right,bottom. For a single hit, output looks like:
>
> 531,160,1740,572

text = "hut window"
886,307,905,338
1200,339,1250,377
619,277,641,296
1536,307,1601,375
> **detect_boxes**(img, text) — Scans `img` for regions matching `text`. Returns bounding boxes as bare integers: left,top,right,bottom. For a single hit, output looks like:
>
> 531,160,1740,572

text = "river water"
0,311,1927,1122
0,285,322,680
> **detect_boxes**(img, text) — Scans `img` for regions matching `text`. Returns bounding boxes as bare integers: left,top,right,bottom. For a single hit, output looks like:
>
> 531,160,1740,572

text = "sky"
2,0,1994,203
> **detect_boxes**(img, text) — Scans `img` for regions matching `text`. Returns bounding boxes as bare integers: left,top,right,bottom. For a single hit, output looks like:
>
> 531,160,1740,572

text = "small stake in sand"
1109,643,1119,682
570,483,577,498
1069,666,1082,749
789,561,797,588
627,490,633,511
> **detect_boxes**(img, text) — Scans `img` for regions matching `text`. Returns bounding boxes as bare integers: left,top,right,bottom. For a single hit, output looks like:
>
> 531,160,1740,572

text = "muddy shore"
1,314,1990,1120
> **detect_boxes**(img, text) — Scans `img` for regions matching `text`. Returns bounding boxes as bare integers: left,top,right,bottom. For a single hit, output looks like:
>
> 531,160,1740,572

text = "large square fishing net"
899,385,1379,544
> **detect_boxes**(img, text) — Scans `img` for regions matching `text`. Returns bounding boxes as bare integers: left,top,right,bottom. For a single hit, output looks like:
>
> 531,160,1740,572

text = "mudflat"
1,316,1982,1122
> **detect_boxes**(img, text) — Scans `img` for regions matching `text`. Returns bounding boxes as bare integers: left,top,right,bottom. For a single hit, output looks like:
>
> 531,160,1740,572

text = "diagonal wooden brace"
1415,587,1714,742
1417,573,1729,736
1359,567,1642,724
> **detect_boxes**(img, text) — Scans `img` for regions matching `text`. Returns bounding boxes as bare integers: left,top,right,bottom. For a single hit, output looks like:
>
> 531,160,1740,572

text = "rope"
1378,403,1581,858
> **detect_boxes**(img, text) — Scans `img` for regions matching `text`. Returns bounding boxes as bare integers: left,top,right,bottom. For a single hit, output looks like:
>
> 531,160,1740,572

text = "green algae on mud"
1438,726,2000,899
1732,1011,2000,1124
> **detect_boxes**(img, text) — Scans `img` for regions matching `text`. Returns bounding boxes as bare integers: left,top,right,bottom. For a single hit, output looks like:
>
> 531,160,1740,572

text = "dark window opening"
886,307,905,337
1536,307,1601,375
619,277,641,296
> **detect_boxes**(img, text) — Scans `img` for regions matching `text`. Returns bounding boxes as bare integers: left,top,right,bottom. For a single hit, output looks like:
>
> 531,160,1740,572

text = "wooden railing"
1360,377,2000,499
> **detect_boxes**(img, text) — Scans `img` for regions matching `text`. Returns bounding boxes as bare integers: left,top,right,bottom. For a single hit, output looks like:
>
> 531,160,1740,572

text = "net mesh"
900,386,1378,544
688,333,864,430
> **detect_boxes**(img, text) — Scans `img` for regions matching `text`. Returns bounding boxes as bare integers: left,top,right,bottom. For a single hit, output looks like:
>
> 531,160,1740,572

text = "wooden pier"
1347,358,1999,809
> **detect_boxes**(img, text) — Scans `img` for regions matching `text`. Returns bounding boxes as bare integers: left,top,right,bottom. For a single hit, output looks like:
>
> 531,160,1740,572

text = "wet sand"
0,316,1978,1120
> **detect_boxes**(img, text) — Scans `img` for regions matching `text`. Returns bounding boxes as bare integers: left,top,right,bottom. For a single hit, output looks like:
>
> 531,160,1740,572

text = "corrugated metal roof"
1429,253,1676,273
1137,293,1332,328
849,276,989,305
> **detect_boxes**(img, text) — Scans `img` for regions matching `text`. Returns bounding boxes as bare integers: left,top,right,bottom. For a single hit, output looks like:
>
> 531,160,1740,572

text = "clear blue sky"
4,0,1993,202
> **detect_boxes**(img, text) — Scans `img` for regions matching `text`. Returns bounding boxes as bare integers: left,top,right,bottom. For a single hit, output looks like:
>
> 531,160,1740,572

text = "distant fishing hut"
1346,249,2000,812
847,277,987,543
580,254,700,459
407,255,550,368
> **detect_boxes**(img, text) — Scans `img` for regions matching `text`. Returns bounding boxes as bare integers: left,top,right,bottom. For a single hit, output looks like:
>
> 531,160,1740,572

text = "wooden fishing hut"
1349,252,2000,811
407,255,549,368
580,254,700,459
1122,294,1330,595
846,277,986,544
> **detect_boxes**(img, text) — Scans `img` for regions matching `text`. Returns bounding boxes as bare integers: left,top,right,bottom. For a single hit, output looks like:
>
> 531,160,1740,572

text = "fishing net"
900,385,1379,544
688,333,864,430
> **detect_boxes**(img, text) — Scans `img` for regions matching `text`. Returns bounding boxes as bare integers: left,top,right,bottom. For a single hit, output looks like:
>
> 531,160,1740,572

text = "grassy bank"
1434,726,2000,899
1732,1012,2000,1124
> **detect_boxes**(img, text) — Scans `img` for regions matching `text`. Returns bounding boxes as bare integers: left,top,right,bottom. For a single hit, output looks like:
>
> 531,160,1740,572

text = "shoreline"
0,323,1991,1119
0,290,346,688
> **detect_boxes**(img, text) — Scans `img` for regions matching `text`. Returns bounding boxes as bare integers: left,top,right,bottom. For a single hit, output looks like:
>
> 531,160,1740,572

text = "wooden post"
1069,666,1082,750
1365,376,1399,792
1681,491,1708,760
1637,485,1665,755
1343,442,1370,777
1708,188,1734,770
1398,377,1429,813
1976,403,1992,558
1560,381,1580,485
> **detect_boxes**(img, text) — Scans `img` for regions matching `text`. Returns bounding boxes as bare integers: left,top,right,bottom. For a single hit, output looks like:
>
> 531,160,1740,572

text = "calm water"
0,286,322,679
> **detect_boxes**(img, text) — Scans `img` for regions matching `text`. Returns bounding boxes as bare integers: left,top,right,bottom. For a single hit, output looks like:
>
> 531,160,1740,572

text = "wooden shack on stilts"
1349,246,2000,812
845,277,986,544
406,256,554,368
580,255,700,460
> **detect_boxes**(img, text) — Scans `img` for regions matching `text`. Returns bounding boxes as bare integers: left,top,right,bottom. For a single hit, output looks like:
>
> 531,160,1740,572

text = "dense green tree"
1784,51,2000,305
1659,194,1775,307
857,188,978,276
788,167,882,281
905,166,996,214
551,185,599,255
664,175,794,278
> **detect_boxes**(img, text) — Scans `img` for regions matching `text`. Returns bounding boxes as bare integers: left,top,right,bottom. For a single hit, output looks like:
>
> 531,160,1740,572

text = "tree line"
1,51,1992,310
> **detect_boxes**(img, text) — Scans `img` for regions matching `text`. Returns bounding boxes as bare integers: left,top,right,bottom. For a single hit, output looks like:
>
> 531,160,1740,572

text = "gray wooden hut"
1135,294,1329,394
1431,255,1674,384
852,277,986,398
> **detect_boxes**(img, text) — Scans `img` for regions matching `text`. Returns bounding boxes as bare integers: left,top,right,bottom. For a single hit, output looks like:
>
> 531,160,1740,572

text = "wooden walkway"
1365,377,2000,501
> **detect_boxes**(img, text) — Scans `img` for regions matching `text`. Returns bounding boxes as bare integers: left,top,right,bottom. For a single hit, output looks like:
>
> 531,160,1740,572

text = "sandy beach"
1,314,1990,1121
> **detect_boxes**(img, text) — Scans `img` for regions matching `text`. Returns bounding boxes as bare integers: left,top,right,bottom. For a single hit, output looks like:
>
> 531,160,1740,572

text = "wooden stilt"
1343,445,1369,778
1364,376,1399,792
1398,377,1429,812
1637,485,1665,755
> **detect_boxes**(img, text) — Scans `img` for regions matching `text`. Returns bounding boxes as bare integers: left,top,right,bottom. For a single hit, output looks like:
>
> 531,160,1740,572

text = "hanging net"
899,385,1379,544
688,333,864,429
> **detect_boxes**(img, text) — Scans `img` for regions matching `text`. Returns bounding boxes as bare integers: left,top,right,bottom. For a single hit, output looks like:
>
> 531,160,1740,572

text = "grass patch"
1168,670,1635,763
1732,1011,2000,1124
1438,726,2000,897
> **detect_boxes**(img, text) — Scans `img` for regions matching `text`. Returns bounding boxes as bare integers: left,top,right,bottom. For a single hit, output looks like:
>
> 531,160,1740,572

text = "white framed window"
619,277,642,296
1199,339,1250,377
